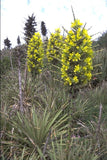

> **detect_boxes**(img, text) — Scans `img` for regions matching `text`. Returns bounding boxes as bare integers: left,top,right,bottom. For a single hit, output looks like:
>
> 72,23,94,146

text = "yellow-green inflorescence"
46,28,64,64
27,32,44,75
61,19,93,86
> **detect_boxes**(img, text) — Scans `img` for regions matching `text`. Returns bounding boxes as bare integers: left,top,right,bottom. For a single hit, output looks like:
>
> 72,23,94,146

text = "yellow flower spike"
61,18,93,86
27,32,44,75
46,28,63,63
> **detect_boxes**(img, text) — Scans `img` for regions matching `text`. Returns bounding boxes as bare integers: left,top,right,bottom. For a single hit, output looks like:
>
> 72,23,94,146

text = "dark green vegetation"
1,23,107,160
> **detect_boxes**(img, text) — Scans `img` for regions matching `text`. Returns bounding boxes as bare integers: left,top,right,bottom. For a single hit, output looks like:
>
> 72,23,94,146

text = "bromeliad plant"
61,19,93,86
1,107,68,159
27,32,44,76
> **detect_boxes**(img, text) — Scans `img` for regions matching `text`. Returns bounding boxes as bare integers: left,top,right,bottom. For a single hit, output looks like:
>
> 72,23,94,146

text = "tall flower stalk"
61,19,93,86
27,32,44,77
46,28,64,65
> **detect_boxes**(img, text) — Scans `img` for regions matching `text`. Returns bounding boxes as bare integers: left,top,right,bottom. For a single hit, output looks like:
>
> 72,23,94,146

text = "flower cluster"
61,19,93,86
46,28,64,64
27,32,44,75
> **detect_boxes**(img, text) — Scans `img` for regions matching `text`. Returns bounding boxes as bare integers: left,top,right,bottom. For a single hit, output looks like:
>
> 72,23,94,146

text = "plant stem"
9,50,13,71
17,49,23,113
24,60,28,94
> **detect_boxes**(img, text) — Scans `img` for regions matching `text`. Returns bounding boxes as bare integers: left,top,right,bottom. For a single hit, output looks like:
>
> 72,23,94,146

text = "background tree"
4,37,12,49
24,13,37,44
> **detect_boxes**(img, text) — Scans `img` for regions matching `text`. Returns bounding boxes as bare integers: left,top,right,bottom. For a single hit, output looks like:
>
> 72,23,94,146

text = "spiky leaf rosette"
61,19,93,86
27,32,44,76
